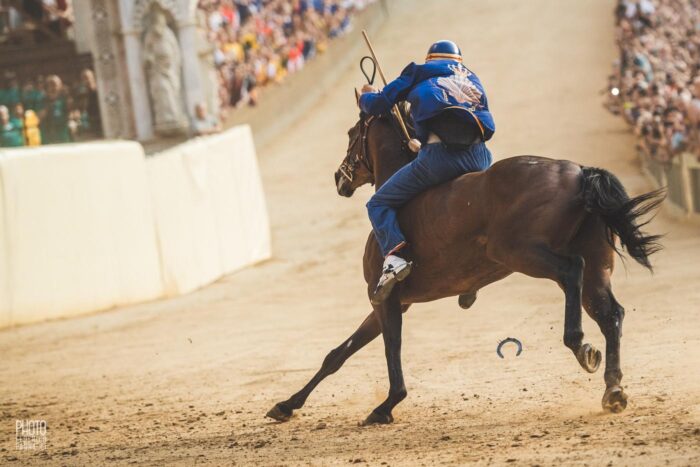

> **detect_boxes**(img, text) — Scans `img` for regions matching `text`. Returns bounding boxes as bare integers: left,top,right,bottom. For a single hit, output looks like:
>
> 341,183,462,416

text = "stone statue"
142,8,187,136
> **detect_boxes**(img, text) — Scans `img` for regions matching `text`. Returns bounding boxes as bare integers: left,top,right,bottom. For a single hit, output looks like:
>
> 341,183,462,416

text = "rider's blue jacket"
359,59,495,143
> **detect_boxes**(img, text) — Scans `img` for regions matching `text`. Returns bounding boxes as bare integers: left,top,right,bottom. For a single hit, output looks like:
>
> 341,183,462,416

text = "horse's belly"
398,246,508,304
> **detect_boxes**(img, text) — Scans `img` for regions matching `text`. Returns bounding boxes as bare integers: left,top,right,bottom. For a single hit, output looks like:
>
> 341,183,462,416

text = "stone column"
122,29,155,141
194,8,220,122
177,20,205,126
88,0,133,139
72,0,93,53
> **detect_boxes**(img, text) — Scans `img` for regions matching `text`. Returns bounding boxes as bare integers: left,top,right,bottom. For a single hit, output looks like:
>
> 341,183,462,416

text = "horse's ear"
354,88,361,107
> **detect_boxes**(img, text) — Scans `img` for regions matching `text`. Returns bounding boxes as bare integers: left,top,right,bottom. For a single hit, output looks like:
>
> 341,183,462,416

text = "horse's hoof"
602,386,628,413
359,411,393,426
458,292,477,309
266,402,293,422
576,343,602,373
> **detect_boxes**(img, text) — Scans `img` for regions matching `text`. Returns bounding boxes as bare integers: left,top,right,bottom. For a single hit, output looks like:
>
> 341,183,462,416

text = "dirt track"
1,0,699,465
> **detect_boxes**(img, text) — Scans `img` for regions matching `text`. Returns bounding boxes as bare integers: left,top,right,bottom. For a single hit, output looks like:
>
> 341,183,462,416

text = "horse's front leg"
361,292,406,425
267,311,380,422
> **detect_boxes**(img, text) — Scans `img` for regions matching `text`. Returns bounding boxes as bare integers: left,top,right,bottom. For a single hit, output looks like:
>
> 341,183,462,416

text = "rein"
360,56,377,86
338,57,417,184
338,57,380,184
359,55,416,152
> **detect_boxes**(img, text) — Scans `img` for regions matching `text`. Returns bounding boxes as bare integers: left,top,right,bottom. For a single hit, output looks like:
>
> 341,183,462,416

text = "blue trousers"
367,142,492,257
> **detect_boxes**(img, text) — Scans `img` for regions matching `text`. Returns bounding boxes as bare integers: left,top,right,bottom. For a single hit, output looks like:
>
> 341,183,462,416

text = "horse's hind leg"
488,242,601,372
560,254,604,374
573,216,628,412
266,311,381,422
583,281,628,413
578,245,628,412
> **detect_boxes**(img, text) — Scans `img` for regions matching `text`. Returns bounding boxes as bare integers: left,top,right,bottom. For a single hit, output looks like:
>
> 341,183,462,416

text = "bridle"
338,56,416,185
338,114,376,184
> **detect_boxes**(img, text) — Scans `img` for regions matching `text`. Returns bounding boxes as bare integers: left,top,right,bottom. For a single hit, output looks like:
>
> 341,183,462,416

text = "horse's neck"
373,151,410,188
370,125,412,189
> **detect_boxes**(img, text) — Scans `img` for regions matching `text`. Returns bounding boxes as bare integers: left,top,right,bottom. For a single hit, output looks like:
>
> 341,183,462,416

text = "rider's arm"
359,62,418,115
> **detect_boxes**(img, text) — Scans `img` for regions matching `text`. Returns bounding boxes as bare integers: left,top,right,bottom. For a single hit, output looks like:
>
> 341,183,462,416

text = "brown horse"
266,111,664,426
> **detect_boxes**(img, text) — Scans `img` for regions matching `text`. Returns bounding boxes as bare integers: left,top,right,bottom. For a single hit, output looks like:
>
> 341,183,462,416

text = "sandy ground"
2,0,700,465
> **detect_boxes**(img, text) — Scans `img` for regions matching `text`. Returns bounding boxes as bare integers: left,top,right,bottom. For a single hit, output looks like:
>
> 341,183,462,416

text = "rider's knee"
366,195,388,212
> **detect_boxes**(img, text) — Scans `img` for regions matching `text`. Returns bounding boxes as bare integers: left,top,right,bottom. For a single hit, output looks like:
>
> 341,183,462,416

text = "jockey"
359,40,495,303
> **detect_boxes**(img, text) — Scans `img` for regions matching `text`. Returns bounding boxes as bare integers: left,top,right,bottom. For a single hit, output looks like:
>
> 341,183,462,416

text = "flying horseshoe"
496,337,523,358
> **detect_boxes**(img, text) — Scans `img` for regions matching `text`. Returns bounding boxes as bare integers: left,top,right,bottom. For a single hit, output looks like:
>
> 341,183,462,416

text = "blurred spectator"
1,0,75,42
12,101,25,134
0,104,24,147
21,0,44,24
39,74,70,144
21,78,46,111
0,3,24,40
192,102,222,136
75,68,102,136
23,108,41,145
0,72,21,108
42,0,72,37
229,63,258,107
607,0,700,163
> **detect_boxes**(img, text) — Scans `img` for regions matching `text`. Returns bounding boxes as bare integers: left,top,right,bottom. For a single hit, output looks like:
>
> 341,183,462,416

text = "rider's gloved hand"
361,84,378,94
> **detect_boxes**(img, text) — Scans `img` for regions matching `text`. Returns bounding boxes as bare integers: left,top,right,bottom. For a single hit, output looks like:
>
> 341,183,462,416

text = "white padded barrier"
148,125,270,295
0,125,270,328
0,142,164,327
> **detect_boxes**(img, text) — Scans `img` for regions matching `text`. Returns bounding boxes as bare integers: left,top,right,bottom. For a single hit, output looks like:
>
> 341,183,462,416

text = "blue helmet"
425,40,462,62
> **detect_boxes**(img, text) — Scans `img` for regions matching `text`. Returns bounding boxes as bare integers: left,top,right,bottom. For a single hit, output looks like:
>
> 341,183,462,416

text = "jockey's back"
359,59,495,147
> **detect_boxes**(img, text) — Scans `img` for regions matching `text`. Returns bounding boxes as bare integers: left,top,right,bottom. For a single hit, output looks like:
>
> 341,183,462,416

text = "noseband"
339,114,376,184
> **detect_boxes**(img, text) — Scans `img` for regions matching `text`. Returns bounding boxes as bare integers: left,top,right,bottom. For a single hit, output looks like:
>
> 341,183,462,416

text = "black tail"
580,166,665,271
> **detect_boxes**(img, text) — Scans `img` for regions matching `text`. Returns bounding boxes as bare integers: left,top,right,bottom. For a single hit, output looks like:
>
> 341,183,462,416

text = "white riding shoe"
372,255,413,304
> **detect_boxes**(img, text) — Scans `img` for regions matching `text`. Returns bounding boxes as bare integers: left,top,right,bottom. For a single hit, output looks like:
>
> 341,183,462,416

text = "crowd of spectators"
0,69,101,148
2,0,377,147
606,0,700,163
0,0,74,44
197,0,376,119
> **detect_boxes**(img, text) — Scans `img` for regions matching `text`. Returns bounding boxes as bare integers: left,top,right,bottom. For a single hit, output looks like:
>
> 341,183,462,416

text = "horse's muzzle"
335,171,355,197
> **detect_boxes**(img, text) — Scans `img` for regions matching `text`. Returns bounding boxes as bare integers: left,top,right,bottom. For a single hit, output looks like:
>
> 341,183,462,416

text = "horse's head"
334,114,376,197
335,96,415,197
